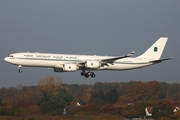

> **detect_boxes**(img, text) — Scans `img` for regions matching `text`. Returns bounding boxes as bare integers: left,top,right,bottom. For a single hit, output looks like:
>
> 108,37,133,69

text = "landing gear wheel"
18,69,22,73
85,73,89,78
91,73,96,78
81,70,95,78
81,70,86,76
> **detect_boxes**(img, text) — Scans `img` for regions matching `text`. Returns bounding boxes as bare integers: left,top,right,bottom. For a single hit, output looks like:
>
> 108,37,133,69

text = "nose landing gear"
18,65,22,73
18,69,22,73
81,70,96,78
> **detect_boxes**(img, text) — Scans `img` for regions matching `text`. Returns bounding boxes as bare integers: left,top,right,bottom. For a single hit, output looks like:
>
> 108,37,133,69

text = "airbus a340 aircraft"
4,37,172,78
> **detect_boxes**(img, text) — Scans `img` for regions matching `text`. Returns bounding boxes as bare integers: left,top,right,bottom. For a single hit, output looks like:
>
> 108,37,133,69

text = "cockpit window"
9,55,13,57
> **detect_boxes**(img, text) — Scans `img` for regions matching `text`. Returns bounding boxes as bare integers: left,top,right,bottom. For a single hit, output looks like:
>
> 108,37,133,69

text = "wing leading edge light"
4,37,173,78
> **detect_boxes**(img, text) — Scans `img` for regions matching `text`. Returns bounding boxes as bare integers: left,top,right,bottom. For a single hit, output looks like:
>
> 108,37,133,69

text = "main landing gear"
18,65,22,73
81,70,96,78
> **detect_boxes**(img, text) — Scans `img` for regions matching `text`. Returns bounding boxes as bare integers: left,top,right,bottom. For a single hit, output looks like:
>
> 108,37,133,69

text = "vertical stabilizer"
137,37,168,59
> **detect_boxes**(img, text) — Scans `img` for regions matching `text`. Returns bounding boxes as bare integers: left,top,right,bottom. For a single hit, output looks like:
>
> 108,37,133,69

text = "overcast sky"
0,1,179,87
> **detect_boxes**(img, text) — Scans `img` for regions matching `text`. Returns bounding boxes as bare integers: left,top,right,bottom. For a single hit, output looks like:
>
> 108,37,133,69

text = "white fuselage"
4,52,152,71
4,37,171,78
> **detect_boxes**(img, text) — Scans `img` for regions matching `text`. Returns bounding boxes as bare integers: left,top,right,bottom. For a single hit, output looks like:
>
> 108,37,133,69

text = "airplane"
4,37,172,78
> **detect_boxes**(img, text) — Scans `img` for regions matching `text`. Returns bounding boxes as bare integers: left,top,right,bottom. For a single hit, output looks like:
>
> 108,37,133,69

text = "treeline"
0,76,180,120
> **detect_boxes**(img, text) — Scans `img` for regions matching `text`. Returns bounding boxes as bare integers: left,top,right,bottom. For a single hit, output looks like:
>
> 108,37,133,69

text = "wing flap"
101,51,135,63
77,51,135,67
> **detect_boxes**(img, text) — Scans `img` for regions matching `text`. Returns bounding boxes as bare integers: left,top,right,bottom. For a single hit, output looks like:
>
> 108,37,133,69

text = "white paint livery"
4,37,172,78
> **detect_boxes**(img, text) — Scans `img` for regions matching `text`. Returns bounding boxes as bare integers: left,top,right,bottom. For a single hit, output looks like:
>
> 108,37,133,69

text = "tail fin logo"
154,47,158,52
137,37,168,59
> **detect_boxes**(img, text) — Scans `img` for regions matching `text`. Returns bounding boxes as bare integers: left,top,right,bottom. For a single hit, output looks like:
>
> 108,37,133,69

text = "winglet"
126,51,135,57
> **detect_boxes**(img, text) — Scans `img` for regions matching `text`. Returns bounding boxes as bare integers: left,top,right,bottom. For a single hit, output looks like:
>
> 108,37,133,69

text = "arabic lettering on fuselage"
65,56,77,60
24,54,79,60
53,56,78,60
36,55,50,58
24,55,33,57
53,56,63,59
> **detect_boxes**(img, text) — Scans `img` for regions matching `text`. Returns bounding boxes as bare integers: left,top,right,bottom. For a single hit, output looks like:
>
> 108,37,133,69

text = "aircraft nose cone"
4,57,14,64
4,57,9,62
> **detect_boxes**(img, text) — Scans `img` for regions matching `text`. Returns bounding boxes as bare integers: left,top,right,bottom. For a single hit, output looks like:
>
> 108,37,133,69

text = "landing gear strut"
81,70,96,78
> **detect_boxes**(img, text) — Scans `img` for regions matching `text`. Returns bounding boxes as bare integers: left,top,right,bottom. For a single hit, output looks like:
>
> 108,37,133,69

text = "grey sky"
0,1,179,87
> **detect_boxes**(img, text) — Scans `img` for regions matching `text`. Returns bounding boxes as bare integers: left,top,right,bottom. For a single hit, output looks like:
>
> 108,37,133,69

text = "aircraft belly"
107,63,151,71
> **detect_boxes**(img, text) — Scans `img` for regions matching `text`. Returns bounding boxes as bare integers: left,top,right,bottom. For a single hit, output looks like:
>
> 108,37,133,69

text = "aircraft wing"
77,51,135,67
149,57,173,63
100,51,135,63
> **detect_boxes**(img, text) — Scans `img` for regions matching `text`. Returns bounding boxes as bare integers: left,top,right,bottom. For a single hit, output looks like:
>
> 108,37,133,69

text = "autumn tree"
38,76,64,100
89,89,106,106
19,86,44,106
174,110,180,119
122,106,140,118
105,89,118,104
79,104,100,115
14,99,39,116
38,76,70,114
82,88,92,104
147,80,159,100
100,104,118,115
127,81,148,100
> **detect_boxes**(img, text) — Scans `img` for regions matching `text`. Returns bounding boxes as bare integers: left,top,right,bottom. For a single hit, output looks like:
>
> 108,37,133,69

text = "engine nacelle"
54,64,78,72
54,68,64,72
63,64,78,72
85,61,101,69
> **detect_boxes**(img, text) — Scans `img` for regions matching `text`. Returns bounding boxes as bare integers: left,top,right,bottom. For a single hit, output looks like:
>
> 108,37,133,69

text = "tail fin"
137,37,168,59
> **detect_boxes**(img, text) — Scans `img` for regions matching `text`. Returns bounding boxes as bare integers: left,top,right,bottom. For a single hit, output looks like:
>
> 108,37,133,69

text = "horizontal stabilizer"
150,57,173,63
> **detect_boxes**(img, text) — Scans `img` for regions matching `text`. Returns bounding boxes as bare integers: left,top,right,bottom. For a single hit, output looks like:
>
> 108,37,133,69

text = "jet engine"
63,64,79,72
54,64,78,72
85,61,101,69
